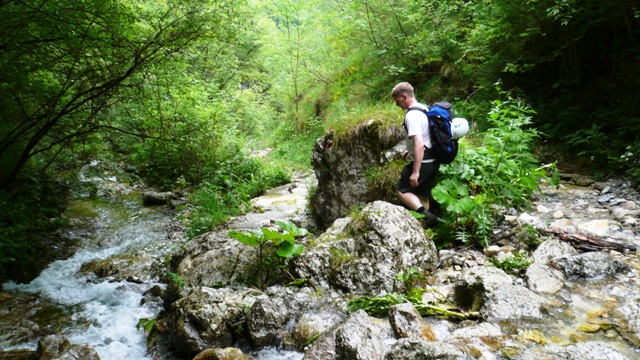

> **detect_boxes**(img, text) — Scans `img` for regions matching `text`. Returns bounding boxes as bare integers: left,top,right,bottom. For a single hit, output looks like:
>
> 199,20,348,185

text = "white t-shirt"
404,104,431,157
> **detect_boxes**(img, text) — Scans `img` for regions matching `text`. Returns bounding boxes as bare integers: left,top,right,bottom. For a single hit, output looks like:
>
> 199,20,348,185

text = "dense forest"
1,0,639,282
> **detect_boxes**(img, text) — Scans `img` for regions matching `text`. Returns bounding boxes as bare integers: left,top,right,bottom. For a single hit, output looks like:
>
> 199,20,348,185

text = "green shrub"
432,87,557,247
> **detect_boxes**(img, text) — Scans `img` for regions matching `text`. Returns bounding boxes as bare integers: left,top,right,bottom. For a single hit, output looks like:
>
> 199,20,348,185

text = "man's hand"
410,172,419,187
402,150,410,160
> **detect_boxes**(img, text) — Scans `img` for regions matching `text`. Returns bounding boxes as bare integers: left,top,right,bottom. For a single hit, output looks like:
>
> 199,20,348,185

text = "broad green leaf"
276,242,304,258
228,231,260,246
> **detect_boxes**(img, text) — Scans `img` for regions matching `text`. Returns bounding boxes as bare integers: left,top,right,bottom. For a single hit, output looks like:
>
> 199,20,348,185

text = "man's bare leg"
396,190,425,211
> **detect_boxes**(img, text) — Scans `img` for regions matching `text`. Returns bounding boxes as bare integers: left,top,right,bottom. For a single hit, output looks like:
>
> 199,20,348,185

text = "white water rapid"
3,189,171,359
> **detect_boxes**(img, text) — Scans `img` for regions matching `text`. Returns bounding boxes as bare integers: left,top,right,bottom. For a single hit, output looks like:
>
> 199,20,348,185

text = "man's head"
391,82,415,110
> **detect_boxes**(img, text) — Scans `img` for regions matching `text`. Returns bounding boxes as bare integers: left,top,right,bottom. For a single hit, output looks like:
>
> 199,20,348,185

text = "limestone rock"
175,231,259,288
613,297,640,347
554,251,629,279
310,121,404,226
532,239,578,264
454,266,542,321
303,310,394,360
289,310,345,351
142,190,177,205
293,201,438,294
334,310,389,360
525,262,565,294
192,347,252,360
388,303,435,341
384,338,465,360
247,286,324,348
519,341,628,360
167,286,266,357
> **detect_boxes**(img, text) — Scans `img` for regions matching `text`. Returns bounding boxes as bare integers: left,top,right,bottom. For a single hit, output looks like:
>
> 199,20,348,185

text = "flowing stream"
3,180,173,359
1,170,305,359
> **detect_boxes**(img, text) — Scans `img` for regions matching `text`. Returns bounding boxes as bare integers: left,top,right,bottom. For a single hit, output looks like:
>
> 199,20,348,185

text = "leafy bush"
228,221,307,289
0,178,70,283
186,159,290,238
432,87,556,247
489,251,532,275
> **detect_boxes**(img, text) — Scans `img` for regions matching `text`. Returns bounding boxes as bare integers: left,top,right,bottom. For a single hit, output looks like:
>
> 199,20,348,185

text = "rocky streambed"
159,174,640,359
2,169,640,360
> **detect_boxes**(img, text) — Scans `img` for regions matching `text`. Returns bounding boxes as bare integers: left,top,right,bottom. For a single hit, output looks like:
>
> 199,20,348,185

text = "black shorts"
396,161,440,198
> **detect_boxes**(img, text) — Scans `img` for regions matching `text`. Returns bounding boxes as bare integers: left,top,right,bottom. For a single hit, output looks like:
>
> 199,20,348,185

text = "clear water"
3,190,171,359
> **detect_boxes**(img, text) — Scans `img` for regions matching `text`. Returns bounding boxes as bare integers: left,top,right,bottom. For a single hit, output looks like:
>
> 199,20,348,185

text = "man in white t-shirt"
391,82,440,227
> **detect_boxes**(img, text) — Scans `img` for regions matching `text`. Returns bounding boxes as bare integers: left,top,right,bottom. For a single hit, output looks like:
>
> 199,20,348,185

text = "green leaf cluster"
228,221,307,289
432,87,557,247
489,251,532,275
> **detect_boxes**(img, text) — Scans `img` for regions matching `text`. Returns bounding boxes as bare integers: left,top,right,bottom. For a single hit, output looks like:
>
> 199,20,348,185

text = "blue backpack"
407,101,458,164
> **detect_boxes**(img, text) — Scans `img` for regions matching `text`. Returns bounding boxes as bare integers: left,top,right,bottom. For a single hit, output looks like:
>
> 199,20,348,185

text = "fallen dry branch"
544,227,637,253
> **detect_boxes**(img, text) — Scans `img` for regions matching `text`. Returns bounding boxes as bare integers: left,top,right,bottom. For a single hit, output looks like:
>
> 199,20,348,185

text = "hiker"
392,82,440,227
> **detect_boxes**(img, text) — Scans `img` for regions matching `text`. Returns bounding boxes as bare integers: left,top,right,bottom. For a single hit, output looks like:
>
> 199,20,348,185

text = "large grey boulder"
288,310,345,351
302,310,394,360
384,338,465,360
454,266,543,321
554,251,628,279
293,201,438,294
247,286,325,348
334,310,390,360
167,286,266,357
311,120,404,226
174,231,259,288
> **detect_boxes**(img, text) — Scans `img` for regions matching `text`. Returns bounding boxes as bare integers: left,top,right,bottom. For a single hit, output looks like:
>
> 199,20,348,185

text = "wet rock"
559,173,595,187
175,231,259,288
294,201,438,294
388,303,435,341
247,286,324,348
384,338,465,360
80,253,156,282
519,341,628,360
36,334,70,359
448,322,505,359
454,266,542,321
554,251,629,279
192,347,252,360
613,297,640,347
449,321,503,342
289,310,345,351
578,219,614,237
142,190,178,206
310,121,404,226
167,286,266,357
525,262,565,294
36,334,101,360
532,239,578,264
334,310,390,360
302,310,394,360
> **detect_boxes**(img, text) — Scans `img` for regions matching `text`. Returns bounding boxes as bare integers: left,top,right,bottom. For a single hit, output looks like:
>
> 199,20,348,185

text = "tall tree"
0,0,245,187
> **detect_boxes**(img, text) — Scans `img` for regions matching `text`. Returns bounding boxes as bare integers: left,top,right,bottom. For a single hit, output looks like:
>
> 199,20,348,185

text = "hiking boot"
422,211,438,229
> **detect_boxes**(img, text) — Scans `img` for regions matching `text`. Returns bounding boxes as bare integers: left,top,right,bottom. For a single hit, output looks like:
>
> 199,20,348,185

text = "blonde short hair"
391,82,415,98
